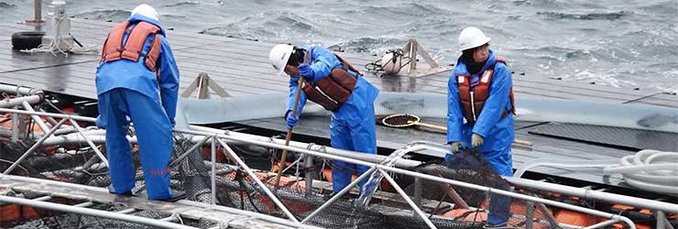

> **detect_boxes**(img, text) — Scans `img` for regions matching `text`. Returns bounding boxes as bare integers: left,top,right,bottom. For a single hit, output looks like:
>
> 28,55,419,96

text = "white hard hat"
131,4,159,21
269,44,294,77
380,50,403,75
458,27,491,51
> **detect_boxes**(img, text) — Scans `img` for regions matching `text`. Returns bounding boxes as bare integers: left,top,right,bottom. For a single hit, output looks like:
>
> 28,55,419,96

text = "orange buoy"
0,204,41,223
555,209,601,227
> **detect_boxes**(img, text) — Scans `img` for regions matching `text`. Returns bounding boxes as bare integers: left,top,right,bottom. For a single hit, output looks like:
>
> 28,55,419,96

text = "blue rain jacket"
446,49,514,176
95,15,180,200
287,45,380,193
95,14,180,127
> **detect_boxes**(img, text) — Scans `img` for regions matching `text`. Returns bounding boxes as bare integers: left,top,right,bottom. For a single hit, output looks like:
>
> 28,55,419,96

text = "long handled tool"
273,78,304,189
381,113,447,132
381,113,533,147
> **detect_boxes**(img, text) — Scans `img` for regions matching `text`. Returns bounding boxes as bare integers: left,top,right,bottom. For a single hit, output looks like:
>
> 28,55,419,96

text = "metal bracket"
181,72,230,99
399,39,453,78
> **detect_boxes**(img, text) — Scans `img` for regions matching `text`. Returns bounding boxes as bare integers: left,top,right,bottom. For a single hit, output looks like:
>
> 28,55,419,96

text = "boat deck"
2,19,678,195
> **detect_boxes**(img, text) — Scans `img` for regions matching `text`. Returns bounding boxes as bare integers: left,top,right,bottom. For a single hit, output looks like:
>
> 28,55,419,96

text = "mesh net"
1,128,584,228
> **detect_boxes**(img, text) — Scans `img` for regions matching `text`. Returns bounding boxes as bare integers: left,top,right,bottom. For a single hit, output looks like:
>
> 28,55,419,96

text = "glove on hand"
298,63,314,80
285,111,298,129
471,134,484,147
449,141,462,153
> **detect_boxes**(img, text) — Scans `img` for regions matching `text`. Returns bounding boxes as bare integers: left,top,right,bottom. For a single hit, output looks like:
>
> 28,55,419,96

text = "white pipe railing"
504,177,678,214
0,95,43,108
0,195,198,229
0,107,644,229
217,138,299,222
0,174,313,228
22,101,51,134
179,125,637,229
0,84,43,95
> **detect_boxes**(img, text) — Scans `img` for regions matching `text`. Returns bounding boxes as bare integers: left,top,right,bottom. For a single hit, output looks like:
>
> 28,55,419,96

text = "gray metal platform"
2,18,678,194
0,174,307,229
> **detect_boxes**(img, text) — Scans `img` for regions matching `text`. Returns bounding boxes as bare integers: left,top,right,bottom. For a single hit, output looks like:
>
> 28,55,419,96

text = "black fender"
11,31,45,50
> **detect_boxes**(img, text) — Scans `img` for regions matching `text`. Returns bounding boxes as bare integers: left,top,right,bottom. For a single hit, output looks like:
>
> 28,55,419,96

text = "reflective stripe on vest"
457,62,515,124
101,21,162,72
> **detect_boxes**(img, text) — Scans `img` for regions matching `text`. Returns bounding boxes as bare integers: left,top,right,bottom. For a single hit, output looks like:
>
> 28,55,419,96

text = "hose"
603,149,678,195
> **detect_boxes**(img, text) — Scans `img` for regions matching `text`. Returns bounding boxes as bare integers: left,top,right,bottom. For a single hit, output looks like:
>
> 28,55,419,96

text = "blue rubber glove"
298,63,314,80
285,110,298,129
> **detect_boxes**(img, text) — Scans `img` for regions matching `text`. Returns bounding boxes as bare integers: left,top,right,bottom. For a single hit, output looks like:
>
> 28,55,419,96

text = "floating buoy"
380,50,404,75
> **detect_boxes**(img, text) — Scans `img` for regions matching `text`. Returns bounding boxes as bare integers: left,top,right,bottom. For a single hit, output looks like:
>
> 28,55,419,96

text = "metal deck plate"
528,122,678,151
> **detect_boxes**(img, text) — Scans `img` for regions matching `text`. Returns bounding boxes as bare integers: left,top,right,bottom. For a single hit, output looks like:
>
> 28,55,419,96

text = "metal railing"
0,106,649,229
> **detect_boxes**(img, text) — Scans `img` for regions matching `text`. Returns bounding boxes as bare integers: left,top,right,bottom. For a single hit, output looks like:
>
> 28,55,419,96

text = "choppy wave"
201,12,327,42
638,1,678,16
72,9,130,22
0,0,676,93
331,37,408,53
164,1,200,8
537,11,630,20
0,2,16,8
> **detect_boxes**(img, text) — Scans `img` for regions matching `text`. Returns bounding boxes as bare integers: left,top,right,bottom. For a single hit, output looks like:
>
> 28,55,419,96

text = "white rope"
603,149,678,195
21,7,98,56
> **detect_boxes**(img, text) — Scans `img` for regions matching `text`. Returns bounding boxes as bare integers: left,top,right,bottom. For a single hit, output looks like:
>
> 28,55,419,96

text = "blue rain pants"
97,88,173,200
329,108,377,194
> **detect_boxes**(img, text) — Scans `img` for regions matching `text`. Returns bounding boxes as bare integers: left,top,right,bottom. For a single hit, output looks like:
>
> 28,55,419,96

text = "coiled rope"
603,149,678,195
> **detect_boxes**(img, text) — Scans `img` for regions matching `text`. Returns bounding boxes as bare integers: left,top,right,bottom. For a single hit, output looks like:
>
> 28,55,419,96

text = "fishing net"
402,149,565,229
1,116,562,229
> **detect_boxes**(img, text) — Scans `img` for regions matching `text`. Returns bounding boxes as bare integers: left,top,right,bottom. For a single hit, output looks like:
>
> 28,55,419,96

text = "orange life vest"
457,58,515,124
100,21,162,72
301,54,358,111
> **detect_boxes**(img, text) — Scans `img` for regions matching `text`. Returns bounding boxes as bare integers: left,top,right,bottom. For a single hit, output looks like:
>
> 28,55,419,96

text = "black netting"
2,134,565,228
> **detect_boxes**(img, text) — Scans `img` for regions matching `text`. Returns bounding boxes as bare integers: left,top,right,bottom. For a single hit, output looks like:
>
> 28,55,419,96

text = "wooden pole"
273,77,304,189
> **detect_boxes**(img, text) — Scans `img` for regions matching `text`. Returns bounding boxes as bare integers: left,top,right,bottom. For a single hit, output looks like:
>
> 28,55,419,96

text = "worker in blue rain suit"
95,4,184,201
446,27,515,228
268,44,380,194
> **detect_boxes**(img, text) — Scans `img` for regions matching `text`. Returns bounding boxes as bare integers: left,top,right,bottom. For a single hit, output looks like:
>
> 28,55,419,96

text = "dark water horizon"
2,0,677,93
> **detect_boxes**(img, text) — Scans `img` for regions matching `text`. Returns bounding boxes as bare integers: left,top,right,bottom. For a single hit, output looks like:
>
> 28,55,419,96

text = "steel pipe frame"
0,107,97,122
0,84,43,95
169,136,209,168
0,195,197,229
355,143,429,207
22,101,51,134
179,126,638,229
1,174,313,229
216,138,299,223
504,177,678,214
0,95,43,108
300,166,377,224
190,125,422,168
65,117,109,167
3,119,67,175
380,169,436,228
0,107,642,228
211,136,217,205
38,126,421,176
184,127,433,225
583,219,621,229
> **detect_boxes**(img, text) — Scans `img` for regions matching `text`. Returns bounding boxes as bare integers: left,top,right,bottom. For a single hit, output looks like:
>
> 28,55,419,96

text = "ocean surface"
2,0,677,93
